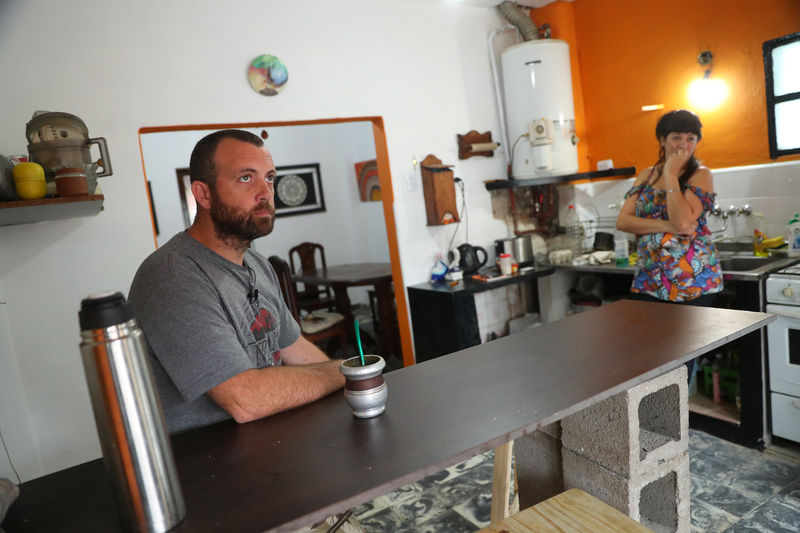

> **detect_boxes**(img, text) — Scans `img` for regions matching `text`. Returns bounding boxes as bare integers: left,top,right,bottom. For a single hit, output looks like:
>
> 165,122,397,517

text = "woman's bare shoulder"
688,166,713,187
632,166,653,185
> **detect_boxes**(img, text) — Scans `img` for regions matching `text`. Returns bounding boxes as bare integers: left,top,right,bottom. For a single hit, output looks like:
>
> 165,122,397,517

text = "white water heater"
500,39,578,179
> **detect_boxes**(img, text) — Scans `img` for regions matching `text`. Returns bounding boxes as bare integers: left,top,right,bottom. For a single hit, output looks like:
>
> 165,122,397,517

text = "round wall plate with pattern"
248,54,288,96
276,173,308,207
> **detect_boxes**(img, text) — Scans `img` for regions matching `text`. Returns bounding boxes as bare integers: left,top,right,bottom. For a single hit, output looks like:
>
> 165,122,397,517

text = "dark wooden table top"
3,301,774,533
293,262,392,286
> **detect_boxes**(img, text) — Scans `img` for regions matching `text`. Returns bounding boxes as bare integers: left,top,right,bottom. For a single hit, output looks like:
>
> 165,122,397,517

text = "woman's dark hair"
653,109,702,187
189,129,264,188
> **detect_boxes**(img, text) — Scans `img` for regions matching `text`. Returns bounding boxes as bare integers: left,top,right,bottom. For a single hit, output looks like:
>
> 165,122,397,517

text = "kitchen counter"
407,266,554,363
410,265,555,295
2,302,774,533
542,250,800,281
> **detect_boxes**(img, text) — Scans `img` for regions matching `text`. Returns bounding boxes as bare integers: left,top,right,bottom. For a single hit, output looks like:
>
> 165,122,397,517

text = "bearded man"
128,129,345,435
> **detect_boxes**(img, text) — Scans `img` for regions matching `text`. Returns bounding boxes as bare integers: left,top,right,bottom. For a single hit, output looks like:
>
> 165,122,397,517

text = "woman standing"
616,109,723,306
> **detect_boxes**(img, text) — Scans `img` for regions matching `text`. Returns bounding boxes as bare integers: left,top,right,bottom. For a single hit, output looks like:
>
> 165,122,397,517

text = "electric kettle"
456,243,487,274
26,111,113,194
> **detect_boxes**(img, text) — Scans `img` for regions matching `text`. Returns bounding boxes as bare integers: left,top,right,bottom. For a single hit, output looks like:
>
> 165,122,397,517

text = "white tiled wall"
568,160,800,243
478,161,800,334
475,285,527,343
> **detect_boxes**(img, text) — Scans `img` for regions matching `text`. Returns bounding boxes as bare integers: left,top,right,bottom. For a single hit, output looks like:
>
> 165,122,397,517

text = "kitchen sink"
719,256,781,272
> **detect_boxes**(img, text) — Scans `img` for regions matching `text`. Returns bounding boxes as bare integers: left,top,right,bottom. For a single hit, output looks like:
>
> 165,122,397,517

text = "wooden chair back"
288,242,335,311
268,255,302,323
268,255,347,352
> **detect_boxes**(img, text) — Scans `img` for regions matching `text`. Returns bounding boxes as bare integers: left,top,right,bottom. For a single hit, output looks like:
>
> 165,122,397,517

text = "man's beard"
209,190,275,250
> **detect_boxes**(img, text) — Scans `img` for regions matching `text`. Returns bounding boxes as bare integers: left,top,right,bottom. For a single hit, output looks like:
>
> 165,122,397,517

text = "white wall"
0,0,509,480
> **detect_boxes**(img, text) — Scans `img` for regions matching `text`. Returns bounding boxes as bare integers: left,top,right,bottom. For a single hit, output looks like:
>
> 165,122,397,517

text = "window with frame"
764,31,800,159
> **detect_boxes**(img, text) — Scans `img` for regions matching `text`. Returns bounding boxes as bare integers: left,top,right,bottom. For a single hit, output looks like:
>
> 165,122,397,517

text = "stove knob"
783,287,795,298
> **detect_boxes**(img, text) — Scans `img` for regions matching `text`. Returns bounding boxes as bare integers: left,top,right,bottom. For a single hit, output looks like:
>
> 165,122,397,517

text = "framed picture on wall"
273,163,326,217
175,167,196,228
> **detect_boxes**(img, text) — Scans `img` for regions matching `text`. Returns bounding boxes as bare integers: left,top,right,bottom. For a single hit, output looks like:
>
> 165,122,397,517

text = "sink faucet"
710,204,732,241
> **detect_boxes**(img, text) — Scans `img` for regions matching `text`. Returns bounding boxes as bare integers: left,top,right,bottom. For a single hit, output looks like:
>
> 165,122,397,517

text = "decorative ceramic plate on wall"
248,54,288,96
276,173,308,207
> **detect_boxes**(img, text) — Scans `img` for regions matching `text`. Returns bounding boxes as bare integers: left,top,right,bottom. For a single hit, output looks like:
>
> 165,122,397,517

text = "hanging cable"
446,178,468,260
509,133,528,171
0,426,21,484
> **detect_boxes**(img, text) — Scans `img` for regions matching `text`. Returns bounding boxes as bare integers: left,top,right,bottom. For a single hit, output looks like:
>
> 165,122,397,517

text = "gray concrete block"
538,421,561,440
561,365,688,477
513,430,563,509
562,448,689,533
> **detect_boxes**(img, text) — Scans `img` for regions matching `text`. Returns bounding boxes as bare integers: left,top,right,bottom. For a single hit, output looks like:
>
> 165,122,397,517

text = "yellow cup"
12,162,47,200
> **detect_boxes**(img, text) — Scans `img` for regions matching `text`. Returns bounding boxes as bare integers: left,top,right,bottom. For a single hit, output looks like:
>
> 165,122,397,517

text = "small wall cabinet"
420,154,459,226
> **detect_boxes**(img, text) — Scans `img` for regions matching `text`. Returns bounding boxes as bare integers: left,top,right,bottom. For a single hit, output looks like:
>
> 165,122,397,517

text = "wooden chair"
288,242,336,313
268,255,348,352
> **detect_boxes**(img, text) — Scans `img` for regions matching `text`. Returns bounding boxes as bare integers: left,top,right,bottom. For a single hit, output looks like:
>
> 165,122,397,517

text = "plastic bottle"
614,238,629,267
431,253,449,282
79,292,186,533
712,353,723,405
564,204,584,256
787,213,800,257
753,213,767,257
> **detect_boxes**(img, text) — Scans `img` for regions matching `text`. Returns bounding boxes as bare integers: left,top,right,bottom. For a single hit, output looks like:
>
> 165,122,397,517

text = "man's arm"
207,336,345,423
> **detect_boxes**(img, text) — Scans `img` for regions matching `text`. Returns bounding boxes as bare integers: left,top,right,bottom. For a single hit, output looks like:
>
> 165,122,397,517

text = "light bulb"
687,77,729,110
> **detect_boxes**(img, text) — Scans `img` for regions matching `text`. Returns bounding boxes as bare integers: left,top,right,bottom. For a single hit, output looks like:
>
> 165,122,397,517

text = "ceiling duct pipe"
497,1,539,41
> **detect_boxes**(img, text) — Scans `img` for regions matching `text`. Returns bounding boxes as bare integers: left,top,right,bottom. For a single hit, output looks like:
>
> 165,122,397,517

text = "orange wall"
532,0,800,172
529,1,590,171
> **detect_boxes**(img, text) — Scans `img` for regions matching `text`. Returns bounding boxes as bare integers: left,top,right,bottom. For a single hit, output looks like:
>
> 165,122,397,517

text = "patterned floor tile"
694,484,762,518
414,508,480,533
691,450,738,484
689,498,738,532
740,454,800,485
689,428,719,454
357,506,417,532
772,480,800,514
726,468,794,502
724,500,800,533
691,473,715,500
452,490,493,527
700,438,764,466
353,431,800,532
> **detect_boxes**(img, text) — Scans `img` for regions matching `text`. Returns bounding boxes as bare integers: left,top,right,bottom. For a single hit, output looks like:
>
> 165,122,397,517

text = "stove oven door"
766,303,800,442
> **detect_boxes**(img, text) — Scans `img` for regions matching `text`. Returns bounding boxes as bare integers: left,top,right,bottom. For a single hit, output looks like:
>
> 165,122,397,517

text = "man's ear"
192,180,212,210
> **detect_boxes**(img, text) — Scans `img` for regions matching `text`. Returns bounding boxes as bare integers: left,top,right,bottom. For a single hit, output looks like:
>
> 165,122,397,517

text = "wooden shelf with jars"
0,194,104,227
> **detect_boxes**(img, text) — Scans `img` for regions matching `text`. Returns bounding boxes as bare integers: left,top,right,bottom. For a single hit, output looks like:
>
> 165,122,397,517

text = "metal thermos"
79,292,185,533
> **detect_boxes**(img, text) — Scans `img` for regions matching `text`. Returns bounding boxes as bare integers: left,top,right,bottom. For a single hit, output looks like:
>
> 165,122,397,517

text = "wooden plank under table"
479,488,654,533
3,301,774,532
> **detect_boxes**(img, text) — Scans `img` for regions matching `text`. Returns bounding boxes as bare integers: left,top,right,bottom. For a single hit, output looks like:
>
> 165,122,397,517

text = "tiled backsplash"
569,160,800,243
474,285,526,343
476,161,799,338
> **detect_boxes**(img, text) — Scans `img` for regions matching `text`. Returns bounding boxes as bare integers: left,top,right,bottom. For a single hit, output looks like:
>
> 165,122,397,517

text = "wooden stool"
479,488,654,533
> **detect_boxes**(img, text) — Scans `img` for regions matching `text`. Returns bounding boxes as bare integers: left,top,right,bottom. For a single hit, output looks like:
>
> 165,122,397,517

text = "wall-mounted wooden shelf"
484,166,637,190
0,194,105,226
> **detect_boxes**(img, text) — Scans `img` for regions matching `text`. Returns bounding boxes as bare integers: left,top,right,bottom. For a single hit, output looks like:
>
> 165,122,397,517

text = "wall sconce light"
687,50,728,110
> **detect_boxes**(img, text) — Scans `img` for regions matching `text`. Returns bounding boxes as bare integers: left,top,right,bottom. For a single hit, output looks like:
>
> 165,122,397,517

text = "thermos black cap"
79,291,133,330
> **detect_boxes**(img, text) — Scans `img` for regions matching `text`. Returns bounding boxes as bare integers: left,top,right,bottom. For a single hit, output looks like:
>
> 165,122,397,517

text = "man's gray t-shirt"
128,232,301,433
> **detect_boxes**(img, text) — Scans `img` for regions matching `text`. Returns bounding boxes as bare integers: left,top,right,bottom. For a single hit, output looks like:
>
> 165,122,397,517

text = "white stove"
765,263,800,443
766,264,800,305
